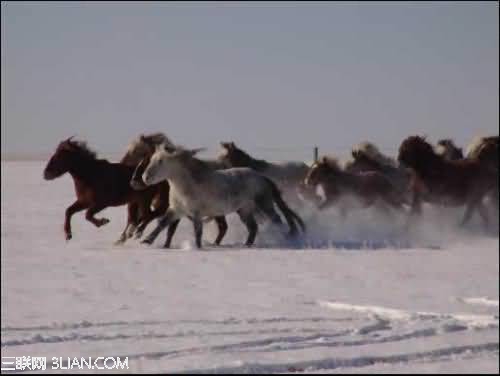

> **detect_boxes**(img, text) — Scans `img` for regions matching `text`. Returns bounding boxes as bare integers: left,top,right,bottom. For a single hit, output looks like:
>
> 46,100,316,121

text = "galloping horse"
398,135,498,229
43,137,163,242
344,142,412,201
140,145,305,248
304,156,407,218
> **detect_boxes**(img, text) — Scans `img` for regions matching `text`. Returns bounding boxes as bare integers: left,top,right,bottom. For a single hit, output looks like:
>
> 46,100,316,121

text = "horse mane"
437,138,456,147
350,149,386,170
398,135,448,175
352,141,397,167
225,143,269,170
177,151,216,182
435,138,463,159
64,139,98,160
128,132,175,152
319,156,343,172
143,132,175,147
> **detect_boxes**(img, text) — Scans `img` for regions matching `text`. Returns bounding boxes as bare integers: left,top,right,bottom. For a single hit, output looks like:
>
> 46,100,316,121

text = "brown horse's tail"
263,176,306,236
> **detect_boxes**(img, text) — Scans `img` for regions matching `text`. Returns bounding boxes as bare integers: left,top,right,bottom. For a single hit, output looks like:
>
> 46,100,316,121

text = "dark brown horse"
43,137,163,241
398,135,498,228
304,156,407,217
118,133,173,242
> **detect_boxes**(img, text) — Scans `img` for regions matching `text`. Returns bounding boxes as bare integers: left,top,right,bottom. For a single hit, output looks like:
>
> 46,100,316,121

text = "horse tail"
263,176,306,235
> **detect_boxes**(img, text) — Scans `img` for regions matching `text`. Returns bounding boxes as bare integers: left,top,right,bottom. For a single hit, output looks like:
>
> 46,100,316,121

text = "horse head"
398,135,436,170
43,137,94,180
305,156,341,187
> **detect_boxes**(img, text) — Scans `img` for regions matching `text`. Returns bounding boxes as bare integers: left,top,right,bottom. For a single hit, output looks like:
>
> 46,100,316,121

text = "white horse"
124,135,230,246
140,145,306,248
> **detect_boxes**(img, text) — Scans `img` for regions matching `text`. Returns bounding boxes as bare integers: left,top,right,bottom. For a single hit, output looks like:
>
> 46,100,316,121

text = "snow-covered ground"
1,161,498,373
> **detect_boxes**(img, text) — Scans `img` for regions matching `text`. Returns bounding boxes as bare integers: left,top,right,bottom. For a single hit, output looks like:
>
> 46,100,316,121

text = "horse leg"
237,210,258,247
405,191,422,229
133,198,156,239
193,217,203,249
213,216,228,246
339,206,348,221
164,219,181,248
318,195,338,211
85,205,109,227
115,202,139,245
460,199,478,227
142,209,176,245
64,201,88,241
256,196,283,226
136,187,170,239
477,201,490,231
375,200,392,220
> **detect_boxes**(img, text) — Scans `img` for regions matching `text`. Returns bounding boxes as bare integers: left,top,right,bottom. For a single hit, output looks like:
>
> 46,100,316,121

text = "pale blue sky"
2,1,498,160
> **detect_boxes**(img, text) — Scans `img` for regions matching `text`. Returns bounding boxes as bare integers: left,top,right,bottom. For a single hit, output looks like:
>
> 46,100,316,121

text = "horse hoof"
65,233,72,241
114,239,125,245
100,218,110,226
134,231,143,239
141,238,153,245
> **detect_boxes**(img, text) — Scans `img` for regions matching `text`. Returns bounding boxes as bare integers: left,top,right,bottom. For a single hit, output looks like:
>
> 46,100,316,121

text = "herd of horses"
42,133,499,248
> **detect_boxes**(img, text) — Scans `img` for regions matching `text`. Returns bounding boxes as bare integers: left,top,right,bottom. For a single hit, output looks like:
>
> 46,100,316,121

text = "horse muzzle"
142,172,156,186
130,178,147,190
43,170,57,180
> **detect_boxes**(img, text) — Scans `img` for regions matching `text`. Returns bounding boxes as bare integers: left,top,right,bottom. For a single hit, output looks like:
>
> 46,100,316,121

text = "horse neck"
252,158,269,171
237,152,268,171
334,169,362,188
414,153,447,177
67,154,104,183
165,167,206,199
167,160,212,191
321,167,355,187
203,158,226,170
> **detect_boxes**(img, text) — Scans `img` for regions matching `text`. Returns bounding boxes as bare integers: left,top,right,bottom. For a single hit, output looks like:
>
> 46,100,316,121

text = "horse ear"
140,134,146,142
321,156,328,164
221,142,235,150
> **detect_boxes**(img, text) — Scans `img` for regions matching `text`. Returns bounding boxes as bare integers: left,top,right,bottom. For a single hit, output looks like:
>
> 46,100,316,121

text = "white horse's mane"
127,132,176,154
465,135,489,158
351,141,397,167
